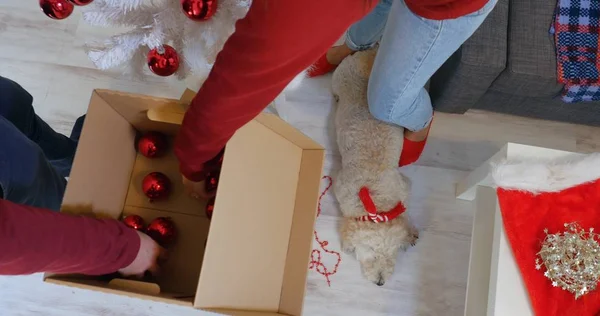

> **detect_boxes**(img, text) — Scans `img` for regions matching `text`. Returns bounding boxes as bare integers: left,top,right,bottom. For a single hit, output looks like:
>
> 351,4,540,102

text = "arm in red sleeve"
0,199,140,275
175,0,374,181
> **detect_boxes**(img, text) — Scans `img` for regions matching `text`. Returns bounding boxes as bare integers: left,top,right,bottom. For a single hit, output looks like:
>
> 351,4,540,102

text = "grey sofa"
430,0,600,127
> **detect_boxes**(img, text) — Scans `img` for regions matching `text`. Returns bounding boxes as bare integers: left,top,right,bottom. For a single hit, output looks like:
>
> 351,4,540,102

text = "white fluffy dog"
332,49,418,286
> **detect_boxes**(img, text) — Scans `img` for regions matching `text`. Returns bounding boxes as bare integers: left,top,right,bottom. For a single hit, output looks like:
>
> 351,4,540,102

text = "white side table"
457,143,583,316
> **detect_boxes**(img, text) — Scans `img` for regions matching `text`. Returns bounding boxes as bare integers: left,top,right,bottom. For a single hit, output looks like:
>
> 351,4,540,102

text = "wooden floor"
2,2,600,316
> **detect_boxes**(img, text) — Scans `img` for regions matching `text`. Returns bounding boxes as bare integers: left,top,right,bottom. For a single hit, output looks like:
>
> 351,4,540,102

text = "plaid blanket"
552,0,600,103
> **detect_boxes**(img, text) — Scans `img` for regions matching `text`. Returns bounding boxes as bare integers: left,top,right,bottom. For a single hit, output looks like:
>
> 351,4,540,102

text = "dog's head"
332,49,377,102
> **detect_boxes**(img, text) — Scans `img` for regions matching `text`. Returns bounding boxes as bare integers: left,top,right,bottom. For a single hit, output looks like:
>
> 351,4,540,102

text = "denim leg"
367,0,498,131
345,0,394,51
0,116,66,211
0,76,77,177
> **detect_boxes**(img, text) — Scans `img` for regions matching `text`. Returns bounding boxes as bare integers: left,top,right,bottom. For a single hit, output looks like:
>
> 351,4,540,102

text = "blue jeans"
0,76,83,211
346,0,498,131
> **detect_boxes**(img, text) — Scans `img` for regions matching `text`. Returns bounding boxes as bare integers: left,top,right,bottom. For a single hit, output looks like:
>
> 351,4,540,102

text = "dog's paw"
410,230,419,247
341,241,355,255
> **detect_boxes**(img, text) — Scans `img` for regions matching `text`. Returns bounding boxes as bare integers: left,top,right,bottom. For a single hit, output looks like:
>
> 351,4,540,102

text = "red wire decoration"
309,176,342,286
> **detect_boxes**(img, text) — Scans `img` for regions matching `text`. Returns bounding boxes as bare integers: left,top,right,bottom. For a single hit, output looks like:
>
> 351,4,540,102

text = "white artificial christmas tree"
82,0,251,79
80,0,298,118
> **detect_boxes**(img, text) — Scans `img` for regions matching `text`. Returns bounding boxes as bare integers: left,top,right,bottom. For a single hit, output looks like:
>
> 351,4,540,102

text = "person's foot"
404,126,429,142
307,44,354,77
399,118,433,167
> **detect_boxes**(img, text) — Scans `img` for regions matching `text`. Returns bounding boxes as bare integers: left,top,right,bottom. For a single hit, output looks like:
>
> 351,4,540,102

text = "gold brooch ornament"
536,223,600,299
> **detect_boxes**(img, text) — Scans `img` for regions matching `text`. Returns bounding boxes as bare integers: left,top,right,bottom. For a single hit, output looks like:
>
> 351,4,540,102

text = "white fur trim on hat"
492,153,600,194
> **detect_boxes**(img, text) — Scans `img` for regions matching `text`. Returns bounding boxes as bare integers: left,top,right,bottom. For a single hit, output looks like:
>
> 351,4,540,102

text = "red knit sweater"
0,199,139,275
175,0,488,180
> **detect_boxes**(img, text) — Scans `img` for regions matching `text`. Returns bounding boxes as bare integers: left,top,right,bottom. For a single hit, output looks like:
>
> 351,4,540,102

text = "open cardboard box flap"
45,90,325,316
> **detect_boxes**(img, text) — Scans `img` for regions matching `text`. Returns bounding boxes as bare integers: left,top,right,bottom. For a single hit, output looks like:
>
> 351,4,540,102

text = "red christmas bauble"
205,169,220,193
147,45,179,77
205,198,215,219
137,132,168,158
142,172,171,201
181,0,217,21
122,215,145,231
40,0,74,20
68,0,93,5
146,217,177,246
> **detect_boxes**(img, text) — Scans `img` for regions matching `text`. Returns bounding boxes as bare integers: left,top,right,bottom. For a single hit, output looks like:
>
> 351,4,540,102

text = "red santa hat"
493,153,600,316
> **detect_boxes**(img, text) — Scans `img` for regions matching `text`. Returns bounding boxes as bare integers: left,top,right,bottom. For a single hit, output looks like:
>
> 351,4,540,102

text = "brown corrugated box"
44,89,325,316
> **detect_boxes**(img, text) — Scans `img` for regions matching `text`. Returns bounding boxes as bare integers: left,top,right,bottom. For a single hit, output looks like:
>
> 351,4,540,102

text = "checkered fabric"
551,0,600,102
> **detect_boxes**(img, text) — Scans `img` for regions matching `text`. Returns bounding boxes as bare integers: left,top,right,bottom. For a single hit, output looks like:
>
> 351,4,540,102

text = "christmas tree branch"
81,0,251,78
95,0,146,11
83,2,157,27
86,30,147,70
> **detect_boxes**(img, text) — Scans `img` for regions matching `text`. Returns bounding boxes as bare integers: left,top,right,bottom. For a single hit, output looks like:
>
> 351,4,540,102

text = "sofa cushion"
473,90,600,126
489,0,562,98
430,0,508,113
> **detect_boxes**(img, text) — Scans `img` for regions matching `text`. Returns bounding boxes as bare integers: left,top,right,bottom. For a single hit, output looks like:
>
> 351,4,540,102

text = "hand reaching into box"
0,199,165,276
182,175,214,200
182,148,223,200
118,232,167,278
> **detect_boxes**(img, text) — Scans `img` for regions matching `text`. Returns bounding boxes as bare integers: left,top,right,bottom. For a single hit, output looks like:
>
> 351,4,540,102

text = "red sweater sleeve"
175,0,373,181
405,0,487,20
0,199,140,275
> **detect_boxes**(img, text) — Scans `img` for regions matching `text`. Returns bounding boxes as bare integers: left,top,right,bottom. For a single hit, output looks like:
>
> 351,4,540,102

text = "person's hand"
118,231,167,278
182,174,215,200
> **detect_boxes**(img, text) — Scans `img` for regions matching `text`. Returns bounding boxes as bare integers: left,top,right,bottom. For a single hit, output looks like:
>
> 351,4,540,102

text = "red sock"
399,117,433,167
398,137,427,167
306,54,337,78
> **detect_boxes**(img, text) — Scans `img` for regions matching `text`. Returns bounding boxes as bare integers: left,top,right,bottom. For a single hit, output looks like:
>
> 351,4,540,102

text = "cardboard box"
44,89,325,316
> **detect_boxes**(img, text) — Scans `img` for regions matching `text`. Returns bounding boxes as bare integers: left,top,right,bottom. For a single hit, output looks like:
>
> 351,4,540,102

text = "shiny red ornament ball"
205,198,215,219
68,0,93,5
205,169,220,193
147,45,179,77
181,0,217,21
137,132,167,158
40,0,74,20
142,172,171,201
122,215,145,231
146,217,177,247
